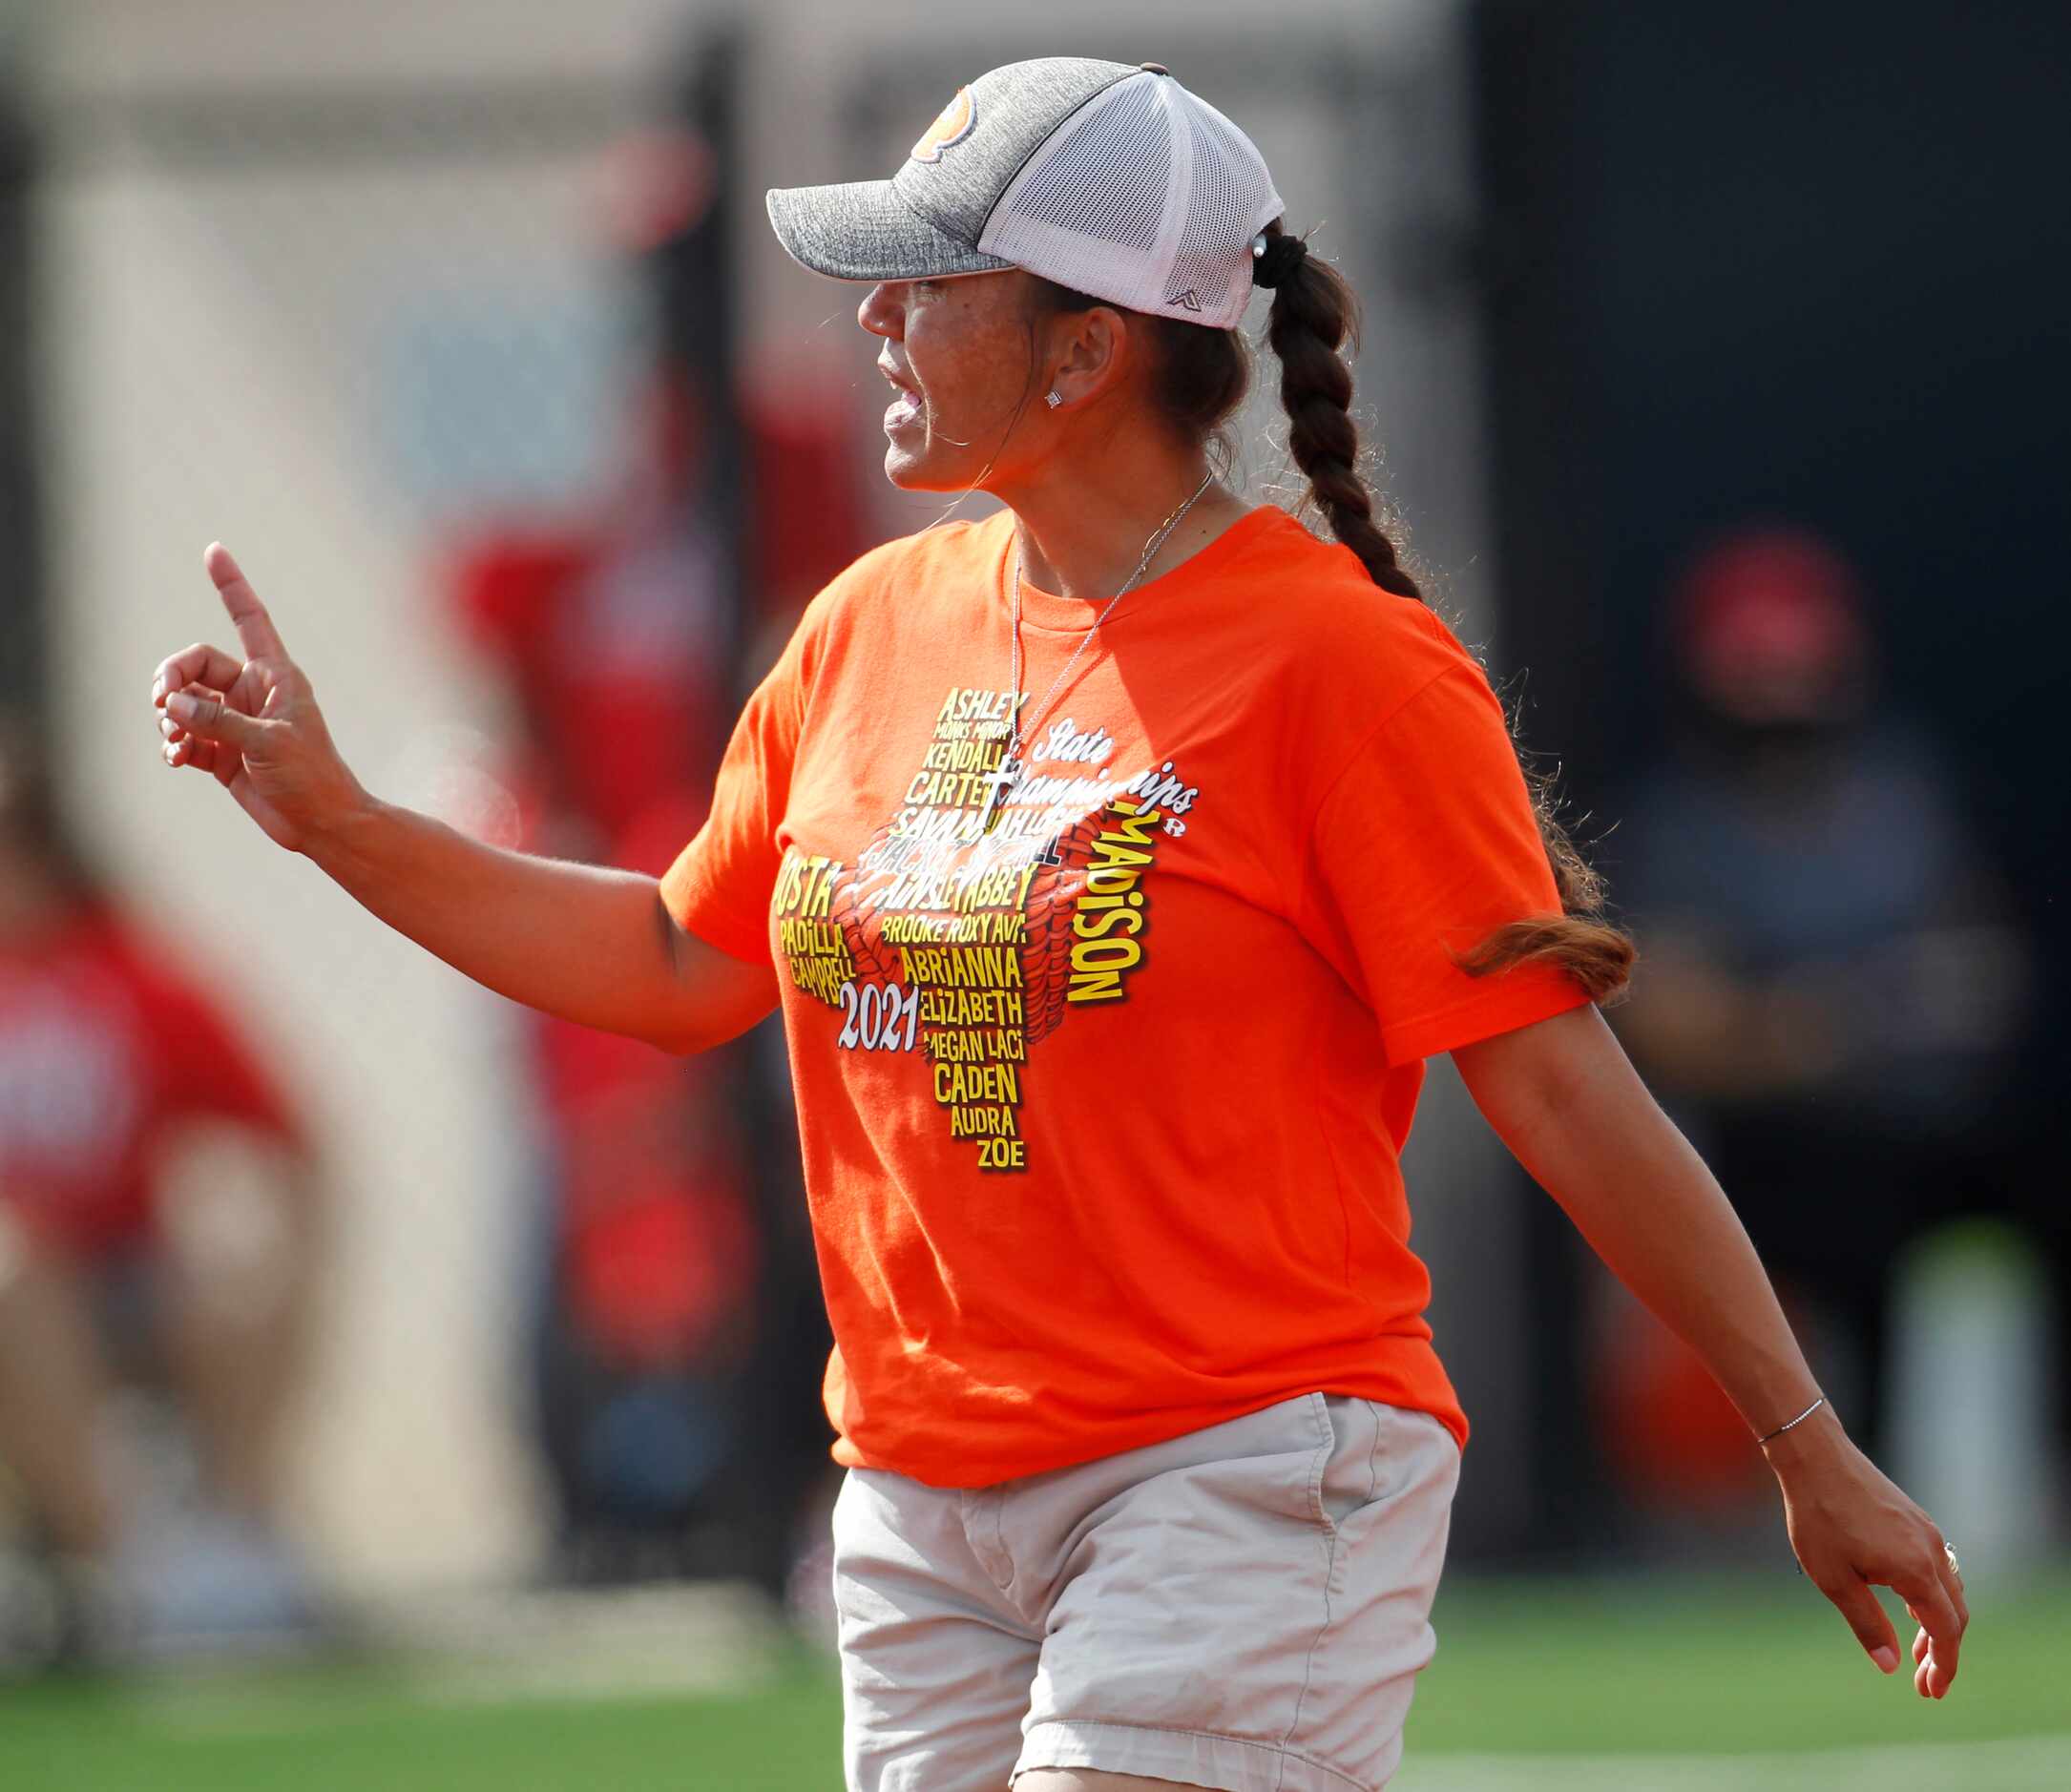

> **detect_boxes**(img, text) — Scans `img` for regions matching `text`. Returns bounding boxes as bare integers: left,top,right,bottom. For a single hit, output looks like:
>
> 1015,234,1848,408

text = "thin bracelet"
1757,1395,1827,1447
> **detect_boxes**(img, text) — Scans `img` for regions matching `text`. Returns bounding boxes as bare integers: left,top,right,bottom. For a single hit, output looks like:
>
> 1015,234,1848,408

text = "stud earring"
1044,390,1063,409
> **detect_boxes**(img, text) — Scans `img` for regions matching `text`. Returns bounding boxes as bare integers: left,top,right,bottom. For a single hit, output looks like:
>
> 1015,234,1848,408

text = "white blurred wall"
27,0,1505,1589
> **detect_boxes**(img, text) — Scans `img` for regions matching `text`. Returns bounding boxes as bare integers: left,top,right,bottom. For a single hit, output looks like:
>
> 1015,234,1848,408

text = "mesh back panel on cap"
979,71,1284,330
999,76,1169,253
1168,96,1274,322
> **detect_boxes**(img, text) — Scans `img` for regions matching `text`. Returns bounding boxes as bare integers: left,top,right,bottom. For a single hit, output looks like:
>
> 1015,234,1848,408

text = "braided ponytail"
1255,221,1421,600
1255,219,1634,1003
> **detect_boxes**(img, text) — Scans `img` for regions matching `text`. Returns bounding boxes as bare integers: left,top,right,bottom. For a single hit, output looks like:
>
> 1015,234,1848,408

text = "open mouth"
880,360,923,429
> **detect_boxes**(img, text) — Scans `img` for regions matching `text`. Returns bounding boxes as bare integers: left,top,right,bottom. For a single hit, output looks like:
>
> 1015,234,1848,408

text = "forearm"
1457,1008,1820,1435
1457,1008,1973,1691
307,794,690,1048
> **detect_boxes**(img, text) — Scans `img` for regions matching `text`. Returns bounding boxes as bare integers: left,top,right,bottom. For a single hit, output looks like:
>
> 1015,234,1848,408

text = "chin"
882,447,979,493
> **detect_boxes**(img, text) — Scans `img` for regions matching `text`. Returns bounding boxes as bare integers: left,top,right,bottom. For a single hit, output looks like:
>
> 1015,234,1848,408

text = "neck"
999,434,1249,599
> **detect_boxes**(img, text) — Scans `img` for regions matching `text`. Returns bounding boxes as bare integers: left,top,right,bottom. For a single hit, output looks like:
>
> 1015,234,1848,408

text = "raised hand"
152,544,365,854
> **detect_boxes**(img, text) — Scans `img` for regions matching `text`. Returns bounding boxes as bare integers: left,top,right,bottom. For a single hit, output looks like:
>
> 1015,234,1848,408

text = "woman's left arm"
1451,1003,1969,1698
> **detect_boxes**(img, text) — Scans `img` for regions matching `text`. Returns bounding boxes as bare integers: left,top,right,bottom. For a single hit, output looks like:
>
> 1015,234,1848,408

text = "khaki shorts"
832,1391,1461,1791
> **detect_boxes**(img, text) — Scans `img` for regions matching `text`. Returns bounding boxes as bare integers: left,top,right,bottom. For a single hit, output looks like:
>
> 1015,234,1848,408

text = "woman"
153,55,1964,1792
0,732,324,1659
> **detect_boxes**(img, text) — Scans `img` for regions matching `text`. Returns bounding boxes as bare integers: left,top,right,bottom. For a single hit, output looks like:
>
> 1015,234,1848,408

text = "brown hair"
1028,222,1634,1003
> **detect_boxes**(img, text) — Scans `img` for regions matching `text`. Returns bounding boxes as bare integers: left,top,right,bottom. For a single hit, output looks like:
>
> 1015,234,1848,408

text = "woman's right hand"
152,543,366,855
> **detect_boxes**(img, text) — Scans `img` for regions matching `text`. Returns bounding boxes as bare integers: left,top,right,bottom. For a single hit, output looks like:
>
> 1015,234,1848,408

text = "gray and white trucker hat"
765,58,1286,331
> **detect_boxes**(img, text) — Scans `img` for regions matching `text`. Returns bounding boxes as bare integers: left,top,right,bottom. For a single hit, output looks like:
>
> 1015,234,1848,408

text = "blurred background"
0,1,2064,1787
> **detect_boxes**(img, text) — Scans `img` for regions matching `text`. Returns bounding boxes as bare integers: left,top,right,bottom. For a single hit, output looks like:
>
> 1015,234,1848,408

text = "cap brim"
765,180,1014,283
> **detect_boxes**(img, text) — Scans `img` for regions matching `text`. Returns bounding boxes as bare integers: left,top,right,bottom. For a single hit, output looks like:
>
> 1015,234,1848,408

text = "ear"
1043,303,1133,410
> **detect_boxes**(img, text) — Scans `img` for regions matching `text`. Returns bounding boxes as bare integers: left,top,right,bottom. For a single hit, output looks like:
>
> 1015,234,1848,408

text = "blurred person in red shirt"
0,731,324,1662
448,366,773,1577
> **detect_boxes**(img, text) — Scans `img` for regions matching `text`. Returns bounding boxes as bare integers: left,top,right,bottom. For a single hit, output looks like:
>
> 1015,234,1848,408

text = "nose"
858,281,906,340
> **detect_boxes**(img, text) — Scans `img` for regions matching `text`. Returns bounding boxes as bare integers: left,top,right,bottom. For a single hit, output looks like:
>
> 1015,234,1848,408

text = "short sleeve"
659,615,812,964
1298,665,1591,1063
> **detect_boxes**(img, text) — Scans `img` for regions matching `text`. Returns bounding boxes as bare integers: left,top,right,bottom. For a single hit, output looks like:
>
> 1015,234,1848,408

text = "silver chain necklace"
980,471,1215,833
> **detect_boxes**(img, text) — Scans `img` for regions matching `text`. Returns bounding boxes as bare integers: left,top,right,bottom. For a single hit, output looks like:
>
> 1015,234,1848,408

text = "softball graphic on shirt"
770,685,1202,1173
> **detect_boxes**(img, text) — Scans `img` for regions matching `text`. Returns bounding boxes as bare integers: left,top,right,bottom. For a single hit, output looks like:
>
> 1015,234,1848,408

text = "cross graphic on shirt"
977,758,1023,834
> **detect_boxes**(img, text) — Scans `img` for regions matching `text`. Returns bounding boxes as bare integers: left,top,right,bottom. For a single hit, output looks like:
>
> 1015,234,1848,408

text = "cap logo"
910,86,976,164
1164,288,1203,313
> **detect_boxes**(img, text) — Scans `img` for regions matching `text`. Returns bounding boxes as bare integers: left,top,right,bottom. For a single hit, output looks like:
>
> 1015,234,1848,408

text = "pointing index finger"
204,542,288,662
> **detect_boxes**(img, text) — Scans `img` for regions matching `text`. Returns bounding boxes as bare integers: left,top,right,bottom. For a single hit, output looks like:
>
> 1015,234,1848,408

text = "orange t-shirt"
662,505,1587,1487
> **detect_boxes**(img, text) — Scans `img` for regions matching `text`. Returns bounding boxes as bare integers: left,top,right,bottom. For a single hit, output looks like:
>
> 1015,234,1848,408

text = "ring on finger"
1943,1540,1962,1581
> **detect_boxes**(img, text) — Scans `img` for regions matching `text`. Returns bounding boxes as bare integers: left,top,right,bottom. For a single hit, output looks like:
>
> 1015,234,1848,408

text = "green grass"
1410,1571,2069,1756
2,1573,2063,1791
0,1667,845,1792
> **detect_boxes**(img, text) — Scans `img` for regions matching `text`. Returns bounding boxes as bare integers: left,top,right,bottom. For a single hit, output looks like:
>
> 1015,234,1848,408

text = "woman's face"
858,272,1048,491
